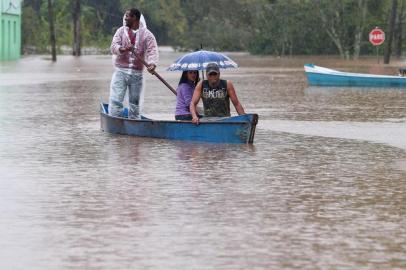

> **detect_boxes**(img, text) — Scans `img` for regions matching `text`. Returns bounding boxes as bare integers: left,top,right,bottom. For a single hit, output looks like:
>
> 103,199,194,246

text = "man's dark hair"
127,8,141,19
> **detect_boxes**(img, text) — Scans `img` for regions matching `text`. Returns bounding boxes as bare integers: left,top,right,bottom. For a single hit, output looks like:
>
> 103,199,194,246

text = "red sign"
369,27,385,46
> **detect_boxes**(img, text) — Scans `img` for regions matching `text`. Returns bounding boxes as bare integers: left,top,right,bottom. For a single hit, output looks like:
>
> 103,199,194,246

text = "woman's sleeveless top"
201,79,230,117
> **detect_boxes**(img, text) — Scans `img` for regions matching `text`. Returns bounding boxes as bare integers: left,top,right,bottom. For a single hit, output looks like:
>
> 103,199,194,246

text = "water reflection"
295,86,406,121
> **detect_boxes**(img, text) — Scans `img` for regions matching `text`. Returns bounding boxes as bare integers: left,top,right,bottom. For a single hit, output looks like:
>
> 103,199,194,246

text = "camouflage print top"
201,79,230,117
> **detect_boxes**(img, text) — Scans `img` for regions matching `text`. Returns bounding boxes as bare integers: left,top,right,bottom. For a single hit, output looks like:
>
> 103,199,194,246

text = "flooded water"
1,51,406,269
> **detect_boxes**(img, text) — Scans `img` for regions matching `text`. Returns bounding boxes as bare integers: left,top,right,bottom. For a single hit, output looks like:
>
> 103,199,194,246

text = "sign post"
369,27,385,64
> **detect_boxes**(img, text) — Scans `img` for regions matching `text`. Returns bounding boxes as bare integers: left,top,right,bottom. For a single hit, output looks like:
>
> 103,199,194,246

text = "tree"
21,0,401,57
47,0,57,61
353,0,368,59
72,0,81,56
315,0,371,59
384,0,398,64
394,0,405,58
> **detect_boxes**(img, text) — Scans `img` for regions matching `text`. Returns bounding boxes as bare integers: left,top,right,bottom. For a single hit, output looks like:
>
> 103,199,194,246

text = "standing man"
109,8,159,119
189,63,245,124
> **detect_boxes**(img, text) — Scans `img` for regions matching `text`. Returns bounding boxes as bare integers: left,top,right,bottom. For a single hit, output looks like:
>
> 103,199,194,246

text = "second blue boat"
304,63,406,87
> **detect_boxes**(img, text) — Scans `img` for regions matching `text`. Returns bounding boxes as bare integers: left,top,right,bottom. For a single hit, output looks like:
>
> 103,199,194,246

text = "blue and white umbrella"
167,50,238,71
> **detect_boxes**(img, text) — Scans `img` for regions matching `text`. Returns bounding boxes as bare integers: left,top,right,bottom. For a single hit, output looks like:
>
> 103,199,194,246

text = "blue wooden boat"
100,103,258,144
304,63,406,87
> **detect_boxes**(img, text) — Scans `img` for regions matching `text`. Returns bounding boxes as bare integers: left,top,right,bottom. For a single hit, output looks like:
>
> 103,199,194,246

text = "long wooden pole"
135,54,177,96
139,57,177,96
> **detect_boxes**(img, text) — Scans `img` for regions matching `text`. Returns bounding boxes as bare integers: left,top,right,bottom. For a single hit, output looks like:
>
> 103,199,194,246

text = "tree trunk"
318,5,346,58
384,0,398,64
73,0,81,56
47,0,57,62
353,0,368,59
353,30,362,59
394,1,404,58
326,28,345,58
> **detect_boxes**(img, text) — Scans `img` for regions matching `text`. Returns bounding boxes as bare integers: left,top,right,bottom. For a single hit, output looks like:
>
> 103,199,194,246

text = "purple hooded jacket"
110,26,159,71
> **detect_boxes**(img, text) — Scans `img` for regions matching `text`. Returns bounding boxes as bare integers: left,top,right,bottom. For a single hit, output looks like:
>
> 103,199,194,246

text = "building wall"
1,0,22,61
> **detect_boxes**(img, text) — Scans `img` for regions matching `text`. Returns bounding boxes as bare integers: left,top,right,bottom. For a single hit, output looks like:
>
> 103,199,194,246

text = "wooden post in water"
377,46,379,64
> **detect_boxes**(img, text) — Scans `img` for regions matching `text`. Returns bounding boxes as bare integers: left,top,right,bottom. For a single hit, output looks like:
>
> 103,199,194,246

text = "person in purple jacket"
175,70,200,120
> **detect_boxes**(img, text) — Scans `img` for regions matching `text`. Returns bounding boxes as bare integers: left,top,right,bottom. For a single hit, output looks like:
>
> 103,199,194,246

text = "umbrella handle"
135,53,177,96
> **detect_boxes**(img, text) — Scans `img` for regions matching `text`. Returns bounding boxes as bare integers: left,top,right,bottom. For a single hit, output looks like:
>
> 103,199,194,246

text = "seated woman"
175,70,200,120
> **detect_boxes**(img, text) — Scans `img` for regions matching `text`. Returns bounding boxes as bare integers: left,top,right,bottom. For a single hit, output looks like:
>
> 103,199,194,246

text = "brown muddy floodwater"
0,51,406,269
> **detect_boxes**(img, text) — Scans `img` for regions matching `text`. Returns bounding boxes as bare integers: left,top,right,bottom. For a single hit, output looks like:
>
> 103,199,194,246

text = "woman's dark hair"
178,70,200,86
127,8,141,19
